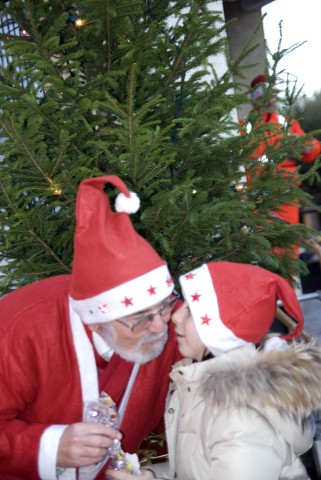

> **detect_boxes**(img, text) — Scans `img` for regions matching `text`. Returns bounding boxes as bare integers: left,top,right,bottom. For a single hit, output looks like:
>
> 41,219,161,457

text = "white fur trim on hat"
115,191,140,214
179,264,249,356
70,264,174,324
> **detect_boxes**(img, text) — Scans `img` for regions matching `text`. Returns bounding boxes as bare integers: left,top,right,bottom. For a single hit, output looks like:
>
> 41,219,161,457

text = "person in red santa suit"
0,175,181,480
244,73,321,227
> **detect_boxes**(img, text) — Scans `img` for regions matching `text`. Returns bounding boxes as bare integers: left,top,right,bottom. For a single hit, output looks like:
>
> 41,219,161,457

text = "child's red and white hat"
179,261,303,356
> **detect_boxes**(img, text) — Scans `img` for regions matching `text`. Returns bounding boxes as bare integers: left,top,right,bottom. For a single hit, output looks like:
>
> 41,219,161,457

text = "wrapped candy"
106,446,141,478
83,392,120,429
83,392,141,479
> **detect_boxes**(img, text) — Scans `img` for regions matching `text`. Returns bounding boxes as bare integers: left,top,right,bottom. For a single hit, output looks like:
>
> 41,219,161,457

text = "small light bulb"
75,18,85,27
235,183,244,192
48,181,62,195
240,225,249,234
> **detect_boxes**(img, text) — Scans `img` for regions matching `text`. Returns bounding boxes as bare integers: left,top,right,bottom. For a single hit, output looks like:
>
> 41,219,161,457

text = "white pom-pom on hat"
115,191,140,214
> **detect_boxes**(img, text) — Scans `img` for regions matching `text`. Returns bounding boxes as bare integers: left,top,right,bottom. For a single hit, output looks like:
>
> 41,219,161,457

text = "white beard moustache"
100,324,169,365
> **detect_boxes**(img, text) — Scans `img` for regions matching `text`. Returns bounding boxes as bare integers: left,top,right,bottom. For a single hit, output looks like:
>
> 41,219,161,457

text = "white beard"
100,323,169,365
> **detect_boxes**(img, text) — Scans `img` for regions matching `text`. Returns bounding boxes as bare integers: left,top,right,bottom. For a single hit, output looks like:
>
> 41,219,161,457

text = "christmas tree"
0,0,319,295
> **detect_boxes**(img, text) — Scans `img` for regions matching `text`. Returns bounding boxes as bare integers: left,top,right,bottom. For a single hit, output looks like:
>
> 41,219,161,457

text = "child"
107,261,321,480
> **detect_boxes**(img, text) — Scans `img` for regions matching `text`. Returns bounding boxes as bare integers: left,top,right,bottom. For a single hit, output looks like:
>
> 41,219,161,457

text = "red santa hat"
250,74,270,101
250,74,268,89
69,175,174,324
179,261,303,356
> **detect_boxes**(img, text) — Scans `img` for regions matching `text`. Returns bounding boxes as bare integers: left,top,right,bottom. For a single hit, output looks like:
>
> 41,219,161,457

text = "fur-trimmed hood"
200,342,321,421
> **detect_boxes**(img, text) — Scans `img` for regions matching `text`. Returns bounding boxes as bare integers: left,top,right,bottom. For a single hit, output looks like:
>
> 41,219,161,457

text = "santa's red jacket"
0,275,180,480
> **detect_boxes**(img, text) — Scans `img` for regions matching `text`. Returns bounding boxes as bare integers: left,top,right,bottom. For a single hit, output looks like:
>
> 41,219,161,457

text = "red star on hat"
147,286,157,295
191,292,201,302
185,273,196,280
122,296,133,307
201,314,211,325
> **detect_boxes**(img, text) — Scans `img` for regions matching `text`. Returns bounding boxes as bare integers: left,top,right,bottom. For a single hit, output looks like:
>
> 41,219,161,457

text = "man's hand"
57,422,122,467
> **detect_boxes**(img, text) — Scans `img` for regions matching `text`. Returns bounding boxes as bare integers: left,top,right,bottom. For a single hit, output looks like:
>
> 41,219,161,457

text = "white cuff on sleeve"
38,424,69,479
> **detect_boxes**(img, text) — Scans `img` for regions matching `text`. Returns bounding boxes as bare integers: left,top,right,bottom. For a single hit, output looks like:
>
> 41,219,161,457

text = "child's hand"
105,468,155,479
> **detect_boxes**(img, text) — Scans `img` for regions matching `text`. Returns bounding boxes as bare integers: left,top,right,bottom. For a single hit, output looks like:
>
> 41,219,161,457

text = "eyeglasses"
116,291,180,334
